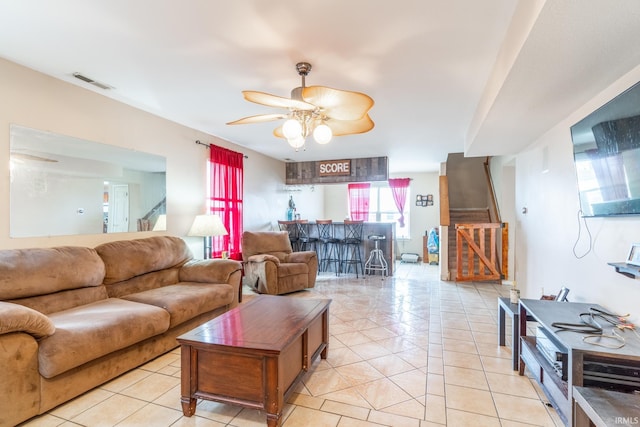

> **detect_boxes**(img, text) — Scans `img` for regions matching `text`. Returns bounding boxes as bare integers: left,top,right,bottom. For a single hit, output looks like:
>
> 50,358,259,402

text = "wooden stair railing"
455,222,508,282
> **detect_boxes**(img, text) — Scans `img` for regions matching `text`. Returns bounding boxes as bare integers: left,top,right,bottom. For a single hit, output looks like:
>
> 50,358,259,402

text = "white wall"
510,64,640,321
490,156,517,281
323,184,350,221
0,57,288,255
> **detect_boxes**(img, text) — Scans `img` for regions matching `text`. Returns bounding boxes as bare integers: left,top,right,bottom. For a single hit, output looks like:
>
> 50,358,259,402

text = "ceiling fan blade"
326,115,375,136
302,86,374,121
226,113,288,125
273,124,286,139
242,91,316,111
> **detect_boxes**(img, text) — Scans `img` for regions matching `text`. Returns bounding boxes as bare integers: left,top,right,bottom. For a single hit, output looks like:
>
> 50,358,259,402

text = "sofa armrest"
180,259,242,284
0,332,41,427
0,301,55,339
247,254,281,265
180,259,243,308
287,250,317,264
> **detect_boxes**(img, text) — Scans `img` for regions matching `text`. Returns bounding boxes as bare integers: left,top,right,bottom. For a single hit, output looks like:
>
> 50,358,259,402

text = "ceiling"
1,1,639,173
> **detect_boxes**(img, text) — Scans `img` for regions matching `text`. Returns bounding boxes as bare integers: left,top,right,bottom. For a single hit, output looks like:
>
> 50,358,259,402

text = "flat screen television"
570,81,640,217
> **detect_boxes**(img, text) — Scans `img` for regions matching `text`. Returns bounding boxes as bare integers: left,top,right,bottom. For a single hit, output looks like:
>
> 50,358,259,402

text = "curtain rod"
195,140,248,158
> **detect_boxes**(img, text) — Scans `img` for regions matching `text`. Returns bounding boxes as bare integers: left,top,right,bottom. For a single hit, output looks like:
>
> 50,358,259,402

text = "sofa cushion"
9,286,109,315
96,236,192,285
0,246,105,300
278,263,309,277
105,268,181,298
242,231,293,260
121,283,234,328
0,301,55,339
39,299,170,378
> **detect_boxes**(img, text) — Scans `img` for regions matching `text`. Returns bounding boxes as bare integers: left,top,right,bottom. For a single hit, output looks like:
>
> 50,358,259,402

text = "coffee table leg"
180,345,197,416
181,397,196,416
265,356,283,427
266,412,282,427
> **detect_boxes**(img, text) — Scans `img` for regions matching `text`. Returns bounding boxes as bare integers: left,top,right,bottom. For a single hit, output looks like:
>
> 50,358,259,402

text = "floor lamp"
152,214,167,231
187,215,228,259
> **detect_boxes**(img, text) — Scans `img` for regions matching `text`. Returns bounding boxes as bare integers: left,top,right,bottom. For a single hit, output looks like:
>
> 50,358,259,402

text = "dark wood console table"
518,299,640,426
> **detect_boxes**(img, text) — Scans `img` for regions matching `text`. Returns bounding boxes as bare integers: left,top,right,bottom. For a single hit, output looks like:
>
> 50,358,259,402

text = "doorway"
105,183,130,233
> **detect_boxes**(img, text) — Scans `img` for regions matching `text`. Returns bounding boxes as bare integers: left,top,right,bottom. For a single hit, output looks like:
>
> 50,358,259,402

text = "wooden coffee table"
177,295,331,427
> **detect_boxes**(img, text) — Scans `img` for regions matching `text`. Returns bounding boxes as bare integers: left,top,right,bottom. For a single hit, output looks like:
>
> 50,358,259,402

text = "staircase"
440,153,507,282
137,197,167,231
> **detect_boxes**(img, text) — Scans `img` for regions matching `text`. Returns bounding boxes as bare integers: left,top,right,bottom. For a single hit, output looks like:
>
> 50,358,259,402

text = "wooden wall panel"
285,157,388,185
439,175,450,226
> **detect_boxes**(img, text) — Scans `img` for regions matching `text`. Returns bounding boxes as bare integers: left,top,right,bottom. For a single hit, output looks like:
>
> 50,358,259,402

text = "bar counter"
295,221,396,276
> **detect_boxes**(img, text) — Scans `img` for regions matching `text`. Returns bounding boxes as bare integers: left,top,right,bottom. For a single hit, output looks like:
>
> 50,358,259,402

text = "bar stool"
315,220,340,275
296,220,318,252
340,220,364,278
365,235,388,276
277,220,299,251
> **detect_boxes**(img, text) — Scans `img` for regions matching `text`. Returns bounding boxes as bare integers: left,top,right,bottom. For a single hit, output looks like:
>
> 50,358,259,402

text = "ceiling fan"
227,62,374,150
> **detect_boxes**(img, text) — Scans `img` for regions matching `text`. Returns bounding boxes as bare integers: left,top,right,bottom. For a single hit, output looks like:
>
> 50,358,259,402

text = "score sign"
319,159,351,176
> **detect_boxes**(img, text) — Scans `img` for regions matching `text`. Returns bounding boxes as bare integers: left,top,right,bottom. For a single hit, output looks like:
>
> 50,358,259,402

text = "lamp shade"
152,214,167,231
187,215,228,237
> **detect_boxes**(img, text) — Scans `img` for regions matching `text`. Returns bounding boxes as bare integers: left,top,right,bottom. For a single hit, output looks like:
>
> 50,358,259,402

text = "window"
208,145,244,260
367,183,411,239
347,183,370,220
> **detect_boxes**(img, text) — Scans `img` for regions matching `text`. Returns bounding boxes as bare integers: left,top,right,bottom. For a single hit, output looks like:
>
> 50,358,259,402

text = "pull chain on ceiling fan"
227,62,374,151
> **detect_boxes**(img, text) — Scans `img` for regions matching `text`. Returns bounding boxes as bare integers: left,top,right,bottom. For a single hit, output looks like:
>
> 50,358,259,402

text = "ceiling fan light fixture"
313,124,332,144
287,135,305,150
228,61,374,151
282,118,302,139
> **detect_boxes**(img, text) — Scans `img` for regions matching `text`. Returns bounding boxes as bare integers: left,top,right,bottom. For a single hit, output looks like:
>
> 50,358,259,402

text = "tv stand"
518,299,640,426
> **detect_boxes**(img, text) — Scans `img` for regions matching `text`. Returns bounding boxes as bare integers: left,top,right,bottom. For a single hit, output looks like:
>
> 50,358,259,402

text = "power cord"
552,307,636,349
583,329,625,349
572,209,592,259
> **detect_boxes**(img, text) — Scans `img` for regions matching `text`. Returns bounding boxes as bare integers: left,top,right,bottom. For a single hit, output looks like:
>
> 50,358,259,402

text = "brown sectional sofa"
0,236,242,427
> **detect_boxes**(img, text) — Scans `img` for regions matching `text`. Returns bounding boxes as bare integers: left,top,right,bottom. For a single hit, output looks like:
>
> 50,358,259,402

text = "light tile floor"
20,262,562,427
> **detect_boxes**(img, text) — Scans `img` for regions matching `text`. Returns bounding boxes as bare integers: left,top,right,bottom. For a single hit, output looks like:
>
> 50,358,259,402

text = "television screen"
570,81,640,217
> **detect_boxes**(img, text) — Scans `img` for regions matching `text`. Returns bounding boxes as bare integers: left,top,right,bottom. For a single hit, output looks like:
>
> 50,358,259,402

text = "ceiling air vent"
72,72,113,90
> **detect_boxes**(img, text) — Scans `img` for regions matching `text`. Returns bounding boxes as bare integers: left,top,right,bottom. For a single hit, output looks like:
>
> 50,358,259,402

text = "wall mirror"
10,125,166,237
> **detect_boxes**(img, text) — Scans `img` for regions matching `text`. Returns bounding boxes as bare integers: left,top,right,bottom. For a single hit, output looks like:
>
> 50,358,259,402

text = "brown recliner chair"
242,231,318,295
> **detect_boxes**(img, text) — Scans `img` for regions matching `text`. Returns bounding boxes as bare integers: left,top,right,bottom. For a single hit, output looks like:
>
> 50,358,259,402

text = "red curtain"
347,183,370,221
388,178,410,227
209,145,243,260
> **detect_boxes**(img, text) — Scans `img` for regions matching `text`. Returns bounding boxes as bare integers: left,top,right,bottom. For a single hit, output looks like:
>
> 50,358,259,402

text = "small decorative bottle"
287,196,296,220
